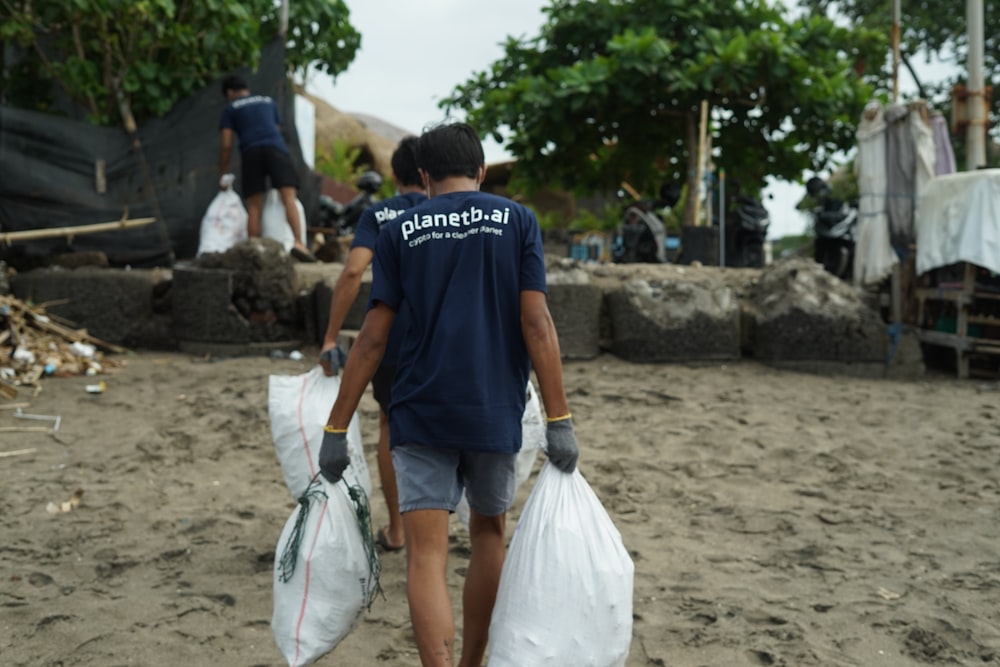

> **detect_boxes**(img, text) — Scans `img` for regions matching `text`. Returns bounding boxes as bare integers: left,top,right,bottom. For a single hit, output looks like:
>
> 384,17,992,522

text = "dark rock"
747,258,887,364
607,278,740,362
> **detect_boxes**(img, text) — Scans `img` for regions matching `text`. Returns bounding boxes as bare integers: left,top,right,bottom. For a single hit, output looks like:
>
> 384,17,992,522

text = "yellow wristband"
324,425,348,434
546,413,572,423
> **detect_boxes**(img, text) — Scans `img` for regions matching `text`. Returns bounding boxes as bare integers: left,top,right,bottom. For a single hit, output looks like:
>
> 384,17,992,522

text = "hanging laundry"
931,113,957,175
853,102,899,285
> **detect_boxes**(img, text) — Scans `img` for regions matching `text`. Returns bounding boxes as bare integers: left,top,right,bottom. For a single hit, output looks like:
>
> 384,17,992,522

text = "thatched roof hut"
297,89,404,175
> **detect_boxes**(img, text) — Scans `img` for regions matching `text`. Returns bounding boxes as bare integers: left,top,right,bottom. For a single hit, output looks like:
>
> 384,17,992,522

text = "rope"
345,481,384,607
276,473,384,607
277,476,328,583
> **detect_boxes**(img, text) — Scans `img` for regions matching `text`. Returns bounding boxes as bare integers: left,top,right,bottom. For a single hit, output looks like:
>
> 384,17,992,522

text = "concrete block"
547,283,603,359
171,267,250,343
607,279,741,362
11,267,168,346
311,276,371,345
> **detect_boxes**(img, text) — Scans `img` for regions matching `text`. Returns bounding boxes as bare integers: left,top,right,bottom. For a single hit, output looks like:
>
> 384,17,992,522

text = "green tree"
441,0,884,225
0,0,359,126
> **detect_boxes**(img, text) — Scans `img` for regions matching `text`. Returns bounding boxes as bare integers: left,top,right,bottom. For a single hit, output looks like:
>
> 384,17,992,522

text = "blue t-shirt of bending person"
219,95,289,153
370,191,547,453
351,190,428,367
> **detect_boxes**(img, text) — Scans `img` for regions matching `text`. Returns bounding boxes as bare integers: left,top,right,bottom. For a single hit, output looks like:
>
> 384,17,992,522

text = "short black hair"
391,136,422,188
416,122,484,182
221,75,248,96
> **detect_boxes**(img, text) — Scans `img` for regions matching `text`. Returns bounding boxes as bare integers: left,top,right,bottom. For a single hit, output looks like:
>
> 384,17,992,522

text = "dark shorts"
241,145,298,197
371,363,396,413
391,445,517,516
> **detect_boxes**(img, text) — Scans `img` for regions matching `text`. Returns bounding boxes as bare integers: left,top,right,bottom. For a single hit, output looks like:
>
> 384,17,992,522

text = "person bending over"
218,74,315,261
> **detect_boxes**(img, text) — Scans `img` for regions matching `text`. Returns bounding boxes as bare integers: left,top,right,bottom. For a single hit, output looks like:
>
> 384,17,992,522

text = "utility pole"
966,0,986,169
280,0,290,38
891,0,901,102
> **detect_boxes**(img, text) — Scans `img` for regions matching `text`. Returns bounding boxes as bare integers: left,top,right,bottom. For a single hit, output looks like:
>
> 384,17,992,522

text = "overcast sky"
305,0,960,240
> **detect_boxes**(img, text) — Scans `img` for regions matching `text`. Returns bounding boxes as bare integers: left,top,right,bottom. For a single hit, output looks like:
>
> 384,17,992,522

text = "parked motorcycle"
611,183,678,264
722,187,770,268
806,176,857,280
315,170,383,237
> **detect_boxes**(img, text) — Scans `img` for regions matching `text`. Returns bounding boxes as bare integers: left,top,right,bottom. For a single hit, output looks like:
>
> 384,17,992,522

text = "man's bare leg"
277,185,309,253
378,410,405,548
404,509,455,667
458,509,506,667
246,193,264,238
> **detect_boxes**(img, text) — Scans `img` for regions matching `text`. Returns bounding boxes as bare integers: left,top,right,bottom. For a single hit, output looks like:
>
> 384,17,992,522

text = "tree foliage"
800,0,999,85
441,0,885,223
0,0,359,126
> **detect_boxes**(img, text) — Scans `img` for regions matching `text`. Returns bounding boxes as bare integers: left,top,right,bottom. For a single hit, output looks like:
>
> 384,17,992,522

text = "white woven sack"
456,381,545,530
272,477,379,666
261,189,307,251
487,462,634,667
196,189,248,256
268,366,370,500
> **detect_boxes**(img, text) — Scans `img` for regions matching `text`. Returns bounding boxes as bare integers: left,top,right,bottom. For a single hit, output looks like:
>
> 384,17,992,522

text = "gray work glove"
545,417,579,473
318,428,349,483
319,346,348,377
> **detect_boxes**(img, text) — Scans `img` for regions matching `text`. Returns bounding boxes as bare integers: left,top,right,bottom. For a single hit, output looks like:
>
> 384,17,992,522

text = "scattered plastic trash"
288,350,304,361
12,348,35,364
14,407,61,433
70,342,96,358
85,381,107,394
46,489,84,514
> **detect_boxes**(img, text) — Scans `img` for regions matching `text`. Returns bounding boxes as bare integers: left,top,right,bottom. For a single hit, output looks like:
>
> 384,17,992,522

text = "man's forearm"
327,313,390,429
522,307,570,419
324,271,364,346
219,146,231,175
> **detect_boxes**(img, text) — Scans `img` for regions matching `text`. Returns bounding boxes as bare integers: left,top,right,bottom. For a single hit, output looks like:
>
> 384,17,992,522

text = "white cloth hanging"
853,103,899,285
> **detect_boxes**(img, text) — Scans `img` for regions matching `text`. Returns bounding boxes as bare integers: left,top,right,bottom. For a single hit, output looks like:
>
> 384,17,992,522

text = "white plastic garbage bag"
272,476,381,666
262,189,307,251
268,366,370,500
197,188,248,256
487,462,634,667
456,381,545,530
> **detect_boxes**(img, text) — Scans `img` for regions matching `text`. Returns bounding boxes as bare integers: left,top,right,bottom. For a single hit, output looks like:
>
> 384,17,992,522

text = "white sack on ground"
262,189,307,251
487,462,634,667
268,366,370,500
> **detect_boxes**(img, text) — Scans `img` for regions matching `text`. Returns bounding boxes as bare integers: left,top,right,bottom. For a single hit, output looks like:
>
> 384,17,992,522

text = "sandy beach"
2,349,999,666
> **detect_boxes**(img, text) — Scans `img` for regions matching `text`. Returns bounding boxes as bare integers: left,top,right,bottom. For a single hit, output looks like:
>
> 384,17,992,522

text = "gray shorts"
391,445,517,516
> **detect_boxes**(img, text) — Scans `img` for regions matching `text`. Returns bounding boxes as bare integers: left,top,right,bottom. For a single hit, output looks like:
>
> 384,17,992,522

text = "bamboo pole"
692,100,710,227
0,217,155,245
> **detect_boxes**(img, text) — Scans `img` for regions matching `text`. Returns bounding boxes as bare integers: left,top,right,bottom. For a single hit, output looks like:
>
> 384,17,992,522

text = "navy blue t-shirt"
351,191,427,367
371,191,547,453
219,95,289,153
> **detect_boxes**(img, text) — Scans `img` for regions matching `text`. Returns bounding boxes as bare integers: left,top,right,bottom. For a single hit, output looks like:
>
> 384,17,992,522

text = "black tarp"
0,40,318,267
